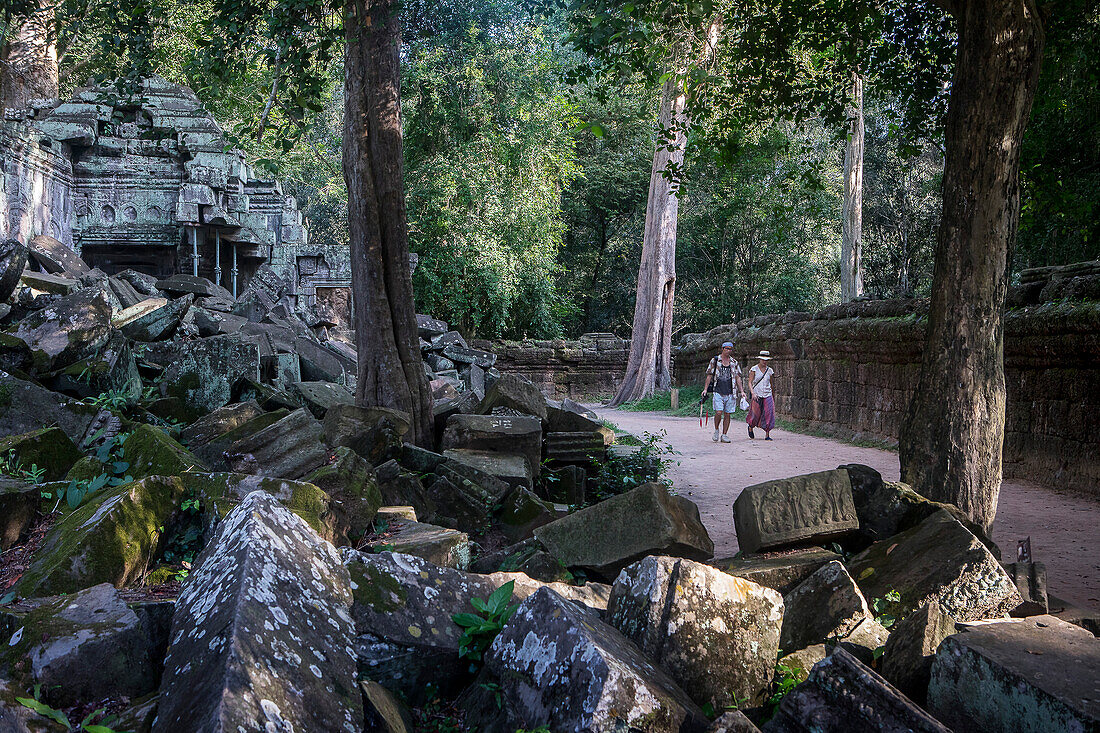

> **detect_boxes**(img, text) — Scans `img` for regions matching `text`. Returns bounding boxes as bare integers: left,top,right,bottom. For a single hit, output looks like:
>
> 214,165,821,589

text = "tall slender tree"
840,72,865,302
0,0,58,108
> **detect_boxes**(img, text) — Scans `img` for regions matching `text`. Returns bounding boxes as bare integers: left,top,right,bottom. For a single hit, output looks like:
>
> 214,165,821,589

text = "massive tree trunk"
343,0,433,445
840,72,864,303
899,0,1044,531
0,0,58,110
608,74,686,406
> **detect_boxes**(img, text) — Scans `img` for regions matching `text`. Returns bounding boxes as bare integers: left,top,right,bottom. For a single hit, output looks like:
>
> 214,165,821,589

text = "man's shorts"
712,392,736,413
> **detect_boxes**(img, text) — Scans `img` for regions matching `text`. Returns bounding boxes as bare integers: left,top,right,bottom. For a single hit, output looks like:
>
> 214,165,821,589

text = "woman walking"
747,350,776,440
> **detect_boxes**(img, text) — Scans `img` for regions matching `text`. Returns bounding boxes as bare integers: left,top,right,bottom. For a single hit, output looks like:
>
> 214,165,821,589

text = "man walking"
702,341,747,443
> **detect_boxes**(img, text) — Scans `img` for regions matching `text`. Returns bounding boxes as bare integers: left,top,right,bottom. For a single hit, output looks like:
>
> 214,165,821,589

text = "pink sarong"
747,395,775,431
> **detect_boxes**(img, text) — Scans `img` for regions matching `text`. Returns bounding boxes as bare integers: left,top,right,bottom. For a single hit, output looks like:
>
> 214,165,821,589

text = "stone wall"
674,299,1100,495
480,333,629,401
0,120,73,247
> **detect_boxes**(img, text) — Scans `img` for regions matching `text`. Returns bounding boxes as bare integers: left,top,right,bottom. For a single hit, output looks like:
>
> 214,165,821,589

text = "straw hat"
756,350,772,360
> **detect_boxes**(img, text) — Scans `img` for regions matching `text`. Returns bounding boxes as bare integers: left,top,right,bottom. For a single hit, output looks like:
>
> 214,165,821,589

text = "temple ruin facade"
0,76,350,313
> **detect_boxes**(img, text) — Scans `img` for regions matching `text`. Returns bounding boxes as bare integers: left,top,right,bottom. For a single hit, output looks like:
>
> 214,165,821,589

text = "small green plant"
452,581,518,669
764,661,803,720
16,685,129,732
590,430,677,501
86,389,136,412
871,589,903,630
701,694,749,718
0,449,46,484
46,433,133,510
160,491,205,573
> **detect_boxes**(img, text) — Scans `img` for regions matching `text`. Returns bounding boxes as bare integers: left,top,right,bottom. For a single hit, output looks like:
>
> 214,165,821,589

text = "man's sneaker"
712,428,720,442
748,426,755,439
720,434,731,443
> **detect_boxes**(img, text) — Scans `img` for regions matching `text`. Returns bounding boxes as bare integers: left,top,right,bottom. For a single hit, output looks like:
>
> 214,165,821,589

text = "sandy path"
593,407,1100,610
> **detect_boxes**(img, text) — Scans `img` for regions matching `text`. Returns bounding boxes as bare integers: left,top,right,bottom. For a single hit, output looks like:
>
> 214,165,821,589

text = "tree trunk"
0,0,58,110
343,0,433,445
840,72,864,303
899,0,1044,531
607,75,686,406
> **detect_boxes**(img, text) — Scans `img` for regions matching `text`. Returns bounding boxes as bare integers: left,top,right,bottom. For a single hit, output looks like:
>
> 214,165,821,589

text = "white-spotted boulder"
153,491,362,733
607,556,784,709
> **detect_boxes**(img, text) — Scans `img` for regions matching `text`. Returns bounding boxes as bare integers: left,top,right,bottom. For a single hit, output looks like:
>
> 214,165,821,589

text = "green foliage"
871,589,903,630
591,430,676,501
452,580,518,668
47,433,133,511
16,686,129,732
764,660,803,720
159,491,205,573
0,449,46,484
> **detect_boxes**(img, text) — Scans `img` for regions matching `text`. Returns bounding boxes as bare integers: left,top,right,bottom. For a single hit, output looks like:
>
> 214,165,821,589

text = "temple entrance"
80,244,178,278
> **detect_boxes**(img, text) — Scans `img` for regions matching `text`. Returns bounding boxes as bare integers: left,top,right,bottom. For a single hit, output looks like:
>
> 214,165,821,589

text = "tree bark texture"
608,75,686,406
899,0,1044,531
840,73,864,303
343,0,433,445
0,0,58,110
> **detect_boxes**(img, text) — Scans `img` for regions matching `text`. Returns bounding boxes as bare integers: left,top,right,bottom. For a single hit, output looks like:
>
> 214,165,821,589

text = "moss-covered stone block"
123,423,207,479
304,446,382,540
190,407,290,469
0,477,37,550
13,476,186,597
64,455,106,483
0,426,81,481
498,486,562,542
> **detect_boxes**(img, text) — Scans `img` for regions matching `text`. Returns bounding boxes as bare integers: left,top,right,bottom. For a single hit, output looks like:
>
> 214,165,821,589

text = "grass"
775,416,898,451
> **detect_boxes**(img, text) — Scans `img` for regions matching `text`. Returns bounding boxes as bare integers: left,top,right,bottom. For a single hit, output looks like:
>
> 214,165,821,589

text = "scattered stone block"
52,331,141,399
363,519,470,569
123,423,207,479
545,464,586,506
483,571,611,613
0,478,36,550
1048,594,1100,637
112,296,191,342
415,314,449,339
26,235,89,277
498,487,564,542
780,560,874,651
292,380,355,418
880,601,956,704
159,335,260,416
375,461,437,522
477,372,548,420
709,711,762,732
376,505,416,522
304,447,382,538
154,273,230,298
1,584,158,707
188,407,289,468
928,615,1100,733
430,330,467,351
14,476,186,597
154,492,362,733
544,431,608,466
0,239,29,301
847,510,1022,622
1004,561,1049,616
547,398,606,434
442,343,496,369
534,482,714,580
608,556,784,709
18,270,77,295
441,413,542,478
487,586,708,732
443,448,533,491
0,427,80,481
179,400,263,447
713,547,842,595
733,469,858,554
766,647,950,733
10,288,112,372
0,370,102,447
226,407,328,480
779,645,827,683
323,403,411,448
295,335,352,383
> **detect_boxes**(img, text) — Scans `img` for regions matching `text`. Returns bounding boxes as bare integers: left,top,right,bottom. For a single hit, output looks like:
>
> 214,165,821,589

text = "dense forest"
23,0,1099,340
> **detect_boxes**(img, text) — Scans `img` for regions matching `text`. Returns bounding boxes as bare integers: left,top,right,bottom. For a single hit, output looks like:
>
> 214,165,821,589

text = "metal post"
231,244,239,297
214,229,222,286
190,227,199,276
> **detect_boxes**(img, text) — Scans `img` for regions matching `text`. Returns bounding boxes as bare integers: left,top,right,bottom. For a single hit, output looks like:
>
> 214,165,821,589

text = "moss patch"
124,424,207,479
0,427,81,481
347,560,408,614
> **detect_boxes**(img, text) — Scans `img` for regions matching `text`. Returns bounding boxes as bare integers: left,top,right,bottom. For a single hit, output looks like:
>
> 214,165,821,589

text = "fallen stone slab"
107,274,146,309
482,571,611,613
443,448,533,491
296,335,353,383
415,314,449,339
880,601,956,704
547,398,608,435
928,615,1100,732
18,269,77,295
188,407,290,469
497,487,564,542
713,547,842,595
733,469,858,554
377,505,417,522
154,272,231,299
1004,561,1049,617
709,711,762,732
0,427,81,481
9,288,112,372
112,295,191,341
226,407,328,480
0,478,36,550
534,482,714,580
765,647,949,733
51,331,141,400
304,446,382,537
477,372,547,420
780,560,874,652
487,586,709,733
847,509,1022,622
154,491,362,733
0,370,102,447
362,679,415,733
14,476,186,597
323,403,411,446
159,334,260,416
0,584,158,708
442,343,496,369
292,380,355,418
441,413,542,478
544,431,609,466
179,400,263,447
363,519,470,569
123,423,207,479
0,239,29,301
778,645,827,683
608,556,784,710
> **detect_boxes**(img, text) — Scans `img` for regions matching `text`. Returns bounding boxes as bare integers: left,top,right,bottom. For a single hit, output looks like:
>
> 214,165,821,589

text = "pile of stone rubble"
0,234,1097,732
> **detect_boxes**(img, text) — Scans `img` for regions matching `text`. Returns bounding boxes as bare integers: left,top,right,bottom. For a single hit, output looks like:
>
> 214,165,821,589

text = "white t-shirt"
749,364,774,398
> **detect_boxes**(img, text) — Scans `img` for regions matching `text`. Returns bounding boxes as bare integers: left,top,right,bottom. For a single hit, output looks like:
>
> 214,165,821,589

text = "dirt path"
593,407,1100,610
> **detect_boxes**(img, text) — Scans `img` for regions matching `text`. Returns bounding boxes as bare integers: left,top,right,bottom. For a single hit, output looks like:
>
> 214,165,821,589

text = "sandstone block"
441,413,542,478
291,380,354,418
113,295,191,341
535,482,714,580
226,407,328,480
778,645,827,683
880,601,956,704
159,335,260,416
363,519,470,569
0,427,80,481
27,234,89,276
477,372,548,420
15,476,186,597
0,478,36,550
780,560,874,651
487,586,708,732
362,679,414,733
10,288,112,373
443,448,532,491
713,547,842,595
0,239,29,301
847,510,1022,622
415,314,448,339
0,370,101,447
304,446,382,537
154,272,226,298
123,423,207,479
498,487,563,542
323,403,411,448
180,400,263,447
765,647,950,733
608,556,784,709
733,469,858,553
18,270,77,295
154,492,362,733
1004,561,1049,616
928,615,1100,733
442,343,496,369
